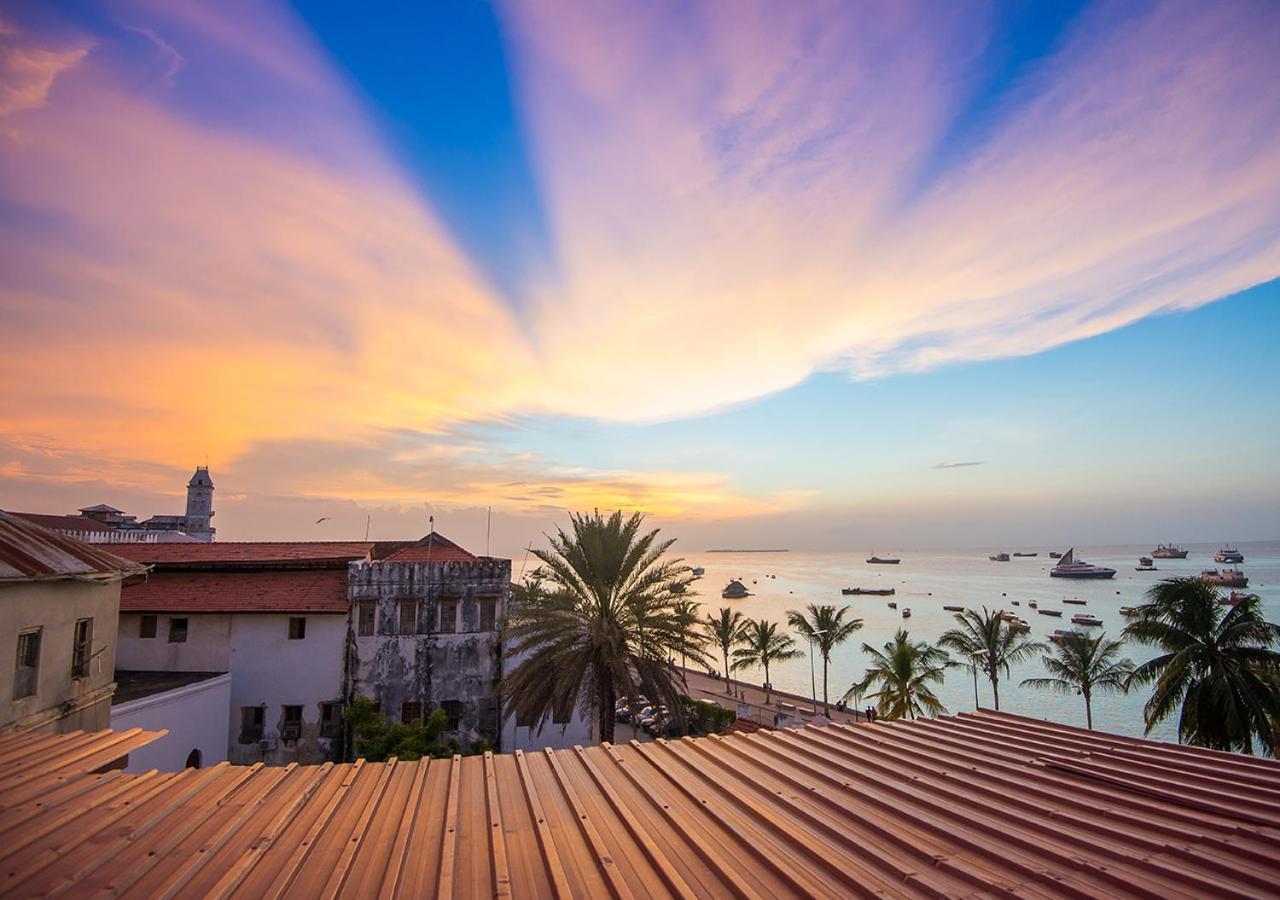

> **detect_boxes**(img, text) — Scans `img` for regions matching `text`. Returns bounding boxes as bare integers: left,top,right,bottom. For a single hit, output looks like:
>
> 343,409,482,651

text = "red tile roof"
111,541,381,567
120,569,350,613
382,532,477,563
2,711,1277,897
0,511,149,581
6,511,117,533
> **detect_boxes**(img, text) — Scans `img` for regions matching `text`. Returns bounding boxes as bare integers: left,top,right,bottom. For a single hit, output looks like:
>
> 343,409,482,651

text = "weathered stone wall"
345,558,510,750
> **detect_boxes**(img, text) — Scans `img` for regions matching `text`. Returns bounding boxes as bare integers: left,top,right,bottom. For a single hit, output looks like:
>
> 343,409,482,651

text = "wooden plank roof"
1,711,1278,897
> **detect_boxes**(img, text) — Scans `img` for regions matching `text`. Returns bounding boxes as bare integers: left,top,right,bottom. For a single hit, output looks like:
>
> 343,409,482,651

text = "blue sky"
1,0,1278,546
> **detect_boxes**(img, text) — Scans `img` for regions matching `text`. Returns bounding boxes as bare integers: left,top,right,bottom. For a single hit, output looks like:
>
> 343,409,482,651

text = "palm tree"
1021,632,1134,729
705,607,748,694
845,629,952,720
672,599,703,673
939,607,1046,710
786,604,863,715
1123,577,1280,754
732,619,801,702
502,511,708,744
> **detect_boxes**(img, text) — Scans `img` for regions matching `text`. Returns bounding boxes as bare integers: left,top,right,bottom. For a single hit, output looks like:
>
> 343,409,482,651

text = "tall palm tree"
1123,577,1280,755
1021,632,1134,729
705,607,748,694
786,604,863,715
939,607,1046,710
502,511,708,744
732,619,801,702
673,598,703,673
845,629,952,720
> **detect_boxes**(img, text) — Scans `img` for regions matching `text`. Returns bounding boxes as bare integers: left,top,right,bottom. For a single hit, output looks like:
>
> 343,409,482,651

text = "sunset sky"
2,1,1278,554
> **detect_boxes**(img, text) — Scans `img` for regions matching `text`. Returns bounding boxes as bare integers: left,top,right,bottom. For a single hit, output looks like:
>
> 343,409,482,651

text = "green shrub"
344,697,486,761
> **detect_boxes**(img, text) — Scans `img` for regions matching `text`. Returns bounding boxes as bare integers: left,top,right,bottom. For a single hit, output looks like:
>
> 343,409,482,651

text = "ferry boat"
989,552,1010,562
1214,547,1245,564
1071,613,1103,626
1221,591,1257,606
1199,568,1248,588
1151,544,1189,559
842,587,895,596
722,580,750,599
866,555,901,565
1050,548,1116,580
1135,556,1157,571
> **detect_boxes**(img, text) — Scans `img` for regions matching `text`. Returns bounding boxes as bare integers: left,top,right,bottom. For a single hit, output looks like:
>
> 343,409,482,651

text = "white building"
0,511,147,734
110,671,231,772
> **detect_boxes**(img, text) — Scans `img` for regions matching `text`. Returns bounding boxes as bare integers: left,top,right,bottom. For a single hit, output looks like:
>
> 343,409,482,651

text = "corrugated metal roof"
0,510,150,581
6,511,118,533
121,569,350,614
0,712,1277,897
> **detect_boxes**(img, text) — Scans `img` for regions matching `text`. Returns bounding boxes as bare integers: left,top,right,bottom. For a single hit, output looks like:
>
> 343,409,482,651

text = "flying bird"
315,516,331,524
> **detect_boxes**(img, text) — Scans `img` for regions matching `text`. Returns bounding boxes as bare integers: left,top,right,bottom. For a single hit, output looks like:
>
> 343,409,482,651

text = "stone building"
0,511,147,734
345,534,507,748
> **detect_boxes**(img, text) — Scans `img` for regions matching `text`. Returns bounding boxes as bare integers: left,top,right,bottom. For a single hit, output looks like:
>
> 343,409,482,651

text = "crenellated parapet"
347,557,512,593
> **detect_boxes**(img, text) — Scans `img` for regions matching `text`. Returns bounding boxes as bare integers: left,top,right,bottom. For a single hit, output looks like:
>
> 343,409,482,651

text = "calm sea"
681,541,1279,742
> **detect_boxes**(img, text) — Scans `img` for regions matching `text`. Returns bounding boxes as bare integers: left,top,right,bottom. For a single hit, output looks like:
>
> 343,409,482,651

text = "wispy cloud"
933,461,986,470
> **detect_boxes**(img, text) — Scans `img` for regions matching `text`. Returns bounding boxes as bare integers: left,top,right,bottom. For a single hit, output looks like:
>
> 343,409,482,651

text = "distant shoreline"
705,549,790,553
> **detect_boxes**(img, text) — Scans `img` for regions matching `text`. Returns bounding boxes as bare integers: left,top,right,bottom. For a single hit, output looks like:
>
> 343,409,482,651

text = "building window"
281,705,303,741
71,618,94,678
441,700,463,731
288,617,306,640
478,597,498,632
185,749,202,769
168,617,188,643
400,701,423,724
239,706,265,743
438,598,458,634
398,598,417,635
139,615,157,639
357,600,376,637
319,702,343,739
13,629,41,699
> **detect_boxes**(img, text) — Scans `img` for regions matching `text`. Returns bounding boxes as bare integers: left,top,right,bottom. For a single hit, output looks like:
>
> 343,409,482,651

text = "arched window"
184,749,202,769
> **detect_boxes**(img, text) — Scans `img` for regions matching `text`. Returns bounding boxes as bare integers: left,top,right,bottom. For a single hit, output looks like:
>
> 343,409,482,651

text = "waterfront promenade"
676,665,870,727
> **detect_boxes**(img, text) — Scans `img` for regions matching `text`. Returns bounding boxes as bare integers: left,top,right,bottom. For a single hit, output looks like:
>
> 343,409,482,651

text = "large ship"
1214,547,1245,564
1049,548,1117,580
1151,544,1189,559
1199,568,1248,588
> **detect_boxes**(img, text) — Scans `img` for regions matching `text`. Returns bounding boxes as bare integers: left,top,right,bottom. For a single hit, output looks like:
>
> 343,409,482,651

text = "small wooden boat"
1028,600,1038,609
1071,613,1102,626
1011,600,1020,606
1049,629,1076,642
990,552,1010,562
842,587,895,596
1119,606,1135,615
1062,598,1087,605
1037,608,1063,617
887,601,897,609
1048,551,1063,559
867,555,901,565
943,605,964,612
1013,552,1038,557
901,608,912,618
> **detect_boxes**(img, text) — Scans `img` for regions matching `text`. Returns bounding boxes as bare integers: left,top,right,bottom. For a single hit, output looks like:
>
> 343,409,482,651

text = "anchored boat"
1050,548,1116,580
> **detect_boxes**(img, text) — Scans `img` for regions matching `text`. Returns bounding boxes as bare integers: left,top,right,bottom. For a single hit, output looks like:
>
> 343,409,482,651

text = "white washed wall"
110,673,231,772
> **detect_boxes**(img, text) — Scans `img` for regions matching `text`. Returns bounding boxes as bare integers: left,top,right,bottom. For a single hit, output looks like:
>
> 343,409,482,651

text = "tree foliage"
501,510,708,744
1021,632,1133,729
732,618,801,702
939,607,1046,710
1123,577,1280,755
786,604,862,715
846,629,952,720
344,697,488,761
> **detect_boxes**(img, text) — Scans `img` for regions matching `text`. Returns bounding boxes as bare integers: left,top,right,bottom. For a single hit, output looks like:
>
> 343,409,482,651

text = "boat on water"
1062,598,1087,605
1013,552,1039,557
1119,606,1135,615
1221,591,1257,606
691,566,706,576
943,605,964,612
887,601,897,609
989,552,1010,562
1135,556,1157,571
1151,544,1189,559
1049,629,1078,642
842,587,895,596
1215,546,1245,564
1008,618,1031,633
1199,568,1248,588
1048,551,1063,559
1071,613,1103,626
866,555,901,565
1037,608,1063,617
1028,600,1038,609
1050,548,1116,580
722,580,751,599
901,608,911,618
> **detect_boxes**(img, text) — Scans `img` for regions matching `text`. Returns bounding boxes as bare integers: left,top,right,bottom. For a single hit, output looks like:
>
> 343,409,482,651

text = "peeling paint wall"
346,558,509,750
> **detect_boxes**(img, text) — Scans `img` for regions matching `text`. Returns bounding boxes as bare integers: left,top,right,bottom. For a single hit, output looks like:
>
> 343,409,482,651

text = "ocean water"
680,542,1279,743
